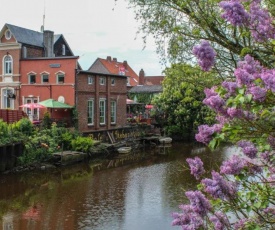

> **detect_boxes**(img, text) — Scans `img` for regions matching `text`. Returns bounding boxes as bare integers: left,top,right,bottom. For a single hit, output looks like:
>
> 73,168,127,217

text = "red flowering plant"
172,0,275,229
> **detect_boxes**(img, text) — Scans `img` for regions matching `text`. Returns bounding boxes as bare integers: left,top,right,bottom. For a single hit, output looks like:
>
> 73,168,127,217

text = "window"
5,30,11,40
88,75,93,85
99,77,106,85
111,101,117,124
42,74,49,83
4,56,12,75
87,99,94,125
2,88,14,109
127,77,130,86
57,73,65,84
99,99,106,125
29,74,36,84
111,78,115,86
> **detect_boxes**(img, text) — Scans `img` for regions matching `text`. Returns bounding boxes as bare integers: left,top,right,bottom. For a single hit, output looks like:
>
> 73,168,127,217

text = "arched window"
4,55,12,75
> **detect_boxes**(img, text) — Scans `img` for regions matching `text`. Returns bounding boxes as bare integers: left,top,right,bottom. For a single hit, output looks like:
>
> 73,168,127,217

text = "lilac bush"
173,0,275,229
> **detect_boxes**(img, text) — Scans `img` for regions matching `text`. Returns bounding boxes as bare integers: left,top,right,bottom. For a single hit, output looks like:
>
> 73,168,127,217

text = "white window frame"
1,88,14,109
127,77,130,86
41,72,49,83
88,75,93,85
28,74,36,84
87,99,94,125
3,55,12,75
111,101,117,124
99,77,106,85
56,73,65,84
99,98,106,125
111,78,115,86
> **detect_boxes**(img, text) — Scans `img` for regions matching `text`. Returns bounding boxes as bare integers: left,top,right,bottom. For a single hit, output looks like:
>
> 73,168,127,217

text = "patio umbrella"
38,99,73,108
145,104,154,109
19,103,46,109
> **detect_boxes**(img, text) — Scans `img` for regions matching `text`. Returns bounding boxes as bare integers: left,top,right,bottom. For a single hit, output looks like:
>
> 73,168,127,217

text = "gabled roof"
4,23,44,47
88,56,139,86
128,85,163,93
2,24,74,55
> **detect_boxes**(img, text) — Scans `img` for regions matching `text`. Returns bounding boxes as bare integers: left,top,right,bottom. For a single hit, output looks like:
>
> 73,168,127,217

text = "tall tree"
153,63,218,138
125,0,275,73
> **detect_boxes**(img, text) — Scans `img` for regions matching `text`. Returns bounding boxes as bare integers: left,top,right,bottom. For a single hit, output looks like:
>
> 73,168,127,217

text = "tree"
168,0,275,229
153,63,218,138
125,0,275,73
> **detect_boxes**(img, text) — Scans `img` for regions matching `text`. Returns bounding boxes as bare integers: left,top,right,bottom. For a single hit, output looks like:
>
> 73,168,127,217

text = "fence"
0,109,27,124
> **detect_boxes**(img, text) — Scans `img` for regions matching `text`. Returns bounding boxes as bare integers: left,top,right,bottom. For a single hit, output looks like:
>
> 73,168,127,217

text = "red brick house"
88,56,139,88
76,70,127,133
0,23,79,122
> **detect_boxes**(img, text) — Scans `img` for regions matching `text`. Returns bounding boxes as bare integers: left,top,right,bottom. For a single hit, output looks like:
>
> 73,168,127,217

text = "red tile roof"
89,56,139,86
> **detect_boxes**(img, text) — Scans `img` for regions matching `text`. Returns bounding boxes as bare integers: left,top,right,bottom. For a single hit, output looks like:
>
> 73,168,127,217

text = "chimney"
43,30,54,57
123,60,128,69
113,57,117,62
139,69,145,85
107,56,112,61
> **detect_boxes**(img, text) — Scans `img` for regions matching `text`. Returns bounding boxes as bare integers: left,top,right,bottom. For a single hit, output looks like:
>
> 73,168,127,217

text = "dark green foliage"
153,63,218,138
71,136,94,153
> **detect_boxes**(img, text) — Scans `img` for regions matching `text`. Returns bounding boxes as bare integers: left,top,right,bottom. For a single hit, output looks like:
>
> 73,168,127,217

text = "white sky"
0,0,165,76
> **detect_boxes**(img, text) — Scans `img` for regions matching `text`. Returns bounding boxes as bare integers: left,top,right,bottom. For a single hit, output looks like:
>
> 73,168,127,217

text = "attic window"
5,30,11,40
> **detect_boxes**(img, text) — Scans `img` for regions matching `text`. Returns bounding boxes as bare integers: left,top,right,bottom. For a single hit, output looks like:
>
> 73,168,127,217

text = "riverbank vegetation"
0,118,94,165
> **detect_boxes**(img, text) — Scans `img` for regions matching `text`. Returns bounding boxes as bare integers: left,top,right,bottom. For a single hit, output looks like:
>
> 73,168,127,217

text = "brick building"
0,23,129,133
76,70,127,133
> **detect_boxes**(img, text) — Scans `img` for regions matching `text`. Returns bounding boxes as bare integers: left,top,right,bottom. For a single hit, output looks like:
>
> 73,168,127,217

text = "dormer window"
4,55,12,75
5,29,11,40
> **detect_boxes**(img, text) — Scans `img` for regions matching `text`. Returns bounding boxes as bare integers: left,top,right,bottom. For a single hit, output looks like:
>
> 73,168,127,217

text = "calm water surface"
0,142,238,230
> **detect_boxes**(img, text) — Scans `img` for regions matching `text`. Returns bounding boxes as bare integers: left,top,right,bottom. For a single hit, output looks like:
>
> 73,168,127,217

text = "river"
0,142,237,230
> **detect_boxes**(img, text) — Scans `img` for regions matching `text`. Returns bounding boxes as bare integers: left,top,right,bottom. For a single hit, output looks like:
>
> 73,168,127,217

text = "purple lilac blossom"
220,155,246,175
237,140,258,158
219,0,249,26
186,157,205,180
171,205,204,229
227,107,243,118
234,218,248,229
263,207,275,216
242,110,255,120
192,40,216,71
202,171,237,199
261,69,275,92
222,81,238,96
234,55,262,86
204,87,218,98
209,211,230,230
216,115,229,126
249,2,275,42
203,95,225,112
185,190,212,216
247,85,266,101
195,125,215,144
267,136,275,149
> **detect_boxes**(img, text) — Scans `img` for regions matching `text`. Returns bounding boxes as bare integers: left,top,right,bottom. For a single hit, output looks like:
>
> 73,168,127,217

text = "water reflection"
0,143,235,230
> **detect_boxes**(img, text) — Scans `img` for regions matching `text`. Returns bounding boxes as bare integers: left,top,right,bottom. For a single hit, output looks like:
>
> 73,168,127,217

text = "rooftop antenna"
41,0,46,32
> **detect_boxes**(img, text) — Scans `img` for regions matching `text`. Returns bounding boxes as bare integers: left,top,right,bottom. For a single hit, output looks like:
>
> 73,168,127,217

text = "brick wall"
76,72,127,133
